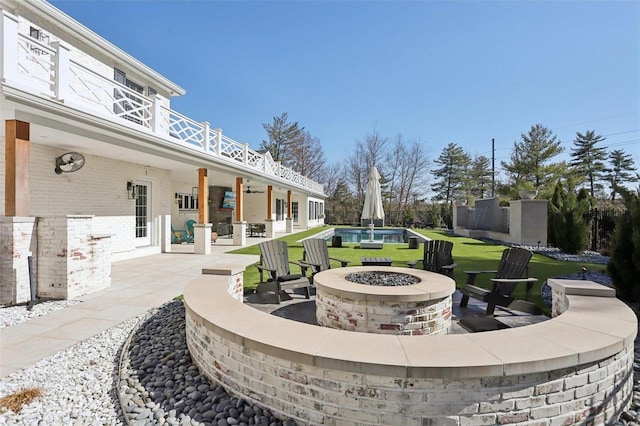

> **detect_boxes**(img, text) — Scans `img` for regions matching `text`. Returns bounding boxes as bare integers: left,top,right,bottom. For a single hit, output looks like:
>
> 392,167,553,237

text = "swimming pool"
325,227,427,244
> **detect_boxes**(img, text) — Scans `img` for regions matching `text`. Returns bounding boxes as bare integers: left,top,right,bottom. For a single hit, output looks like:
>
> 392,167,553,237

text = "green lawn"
230,227,605,310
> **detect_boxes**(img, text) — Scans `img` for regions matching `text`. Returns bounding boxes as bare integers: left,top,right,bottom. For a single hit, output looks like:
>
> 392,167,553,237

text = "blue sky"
51,0,639,174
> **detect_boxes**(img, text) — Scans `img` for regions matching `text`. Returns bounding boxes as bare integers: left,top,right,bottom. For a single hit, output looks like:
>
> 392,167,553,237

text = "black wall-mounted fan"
55,152,85,174
244,186,264,194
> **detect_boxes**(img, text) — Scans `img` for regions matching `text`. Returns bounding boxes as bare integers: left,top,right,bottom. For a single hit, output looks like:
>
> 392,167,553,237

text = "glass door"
135,182,151,246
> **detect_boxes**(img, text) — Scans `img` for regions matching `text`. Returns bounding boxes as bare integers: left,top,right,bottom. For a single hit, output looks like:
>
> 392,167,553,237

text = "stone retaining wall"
184,275,637,425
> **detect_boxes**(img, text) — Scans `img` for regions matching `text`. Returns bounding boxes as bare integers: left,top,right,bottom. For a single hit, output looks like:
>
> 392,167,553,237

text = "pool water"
327,228,424,244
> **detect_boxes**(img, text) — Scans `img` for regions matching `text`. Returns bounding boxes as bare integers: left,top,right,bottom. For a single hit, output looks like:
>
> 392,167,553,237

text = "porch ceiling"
15,101,301,195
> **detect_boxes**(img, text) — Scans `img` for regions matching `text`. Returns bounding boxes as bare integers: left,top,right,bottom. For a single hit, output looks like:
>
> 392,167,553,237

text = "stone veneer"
184,274,637,426
314,267,455,335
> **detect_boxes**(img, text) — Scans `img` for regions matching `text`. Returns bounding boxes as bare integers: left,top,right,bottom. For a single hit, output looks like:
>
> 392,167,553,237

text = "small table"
361,257,392,266
247,223,265,237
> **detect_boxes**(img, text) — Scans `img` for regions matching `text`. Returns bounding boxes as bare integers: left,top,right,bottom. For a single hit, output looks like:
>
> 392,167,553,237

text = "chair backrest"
185,219,196,235
258,240,291,278
422,240,454,274
302,238,331,272
494,247,533,296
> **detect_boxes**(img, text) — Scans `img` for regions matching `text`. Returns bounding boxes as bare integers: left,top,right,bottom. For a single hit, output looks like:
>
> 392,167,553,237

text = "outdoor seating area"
254,240,312,304
246,234,541,328
171,220,197,244
459,246,538,316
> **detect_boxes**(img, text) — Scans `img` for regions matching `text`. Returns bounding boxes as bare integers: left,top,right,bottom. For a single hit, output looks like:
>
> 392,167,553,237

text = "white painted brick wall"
29,144,171,254
0,217,36,304
36,215,111,299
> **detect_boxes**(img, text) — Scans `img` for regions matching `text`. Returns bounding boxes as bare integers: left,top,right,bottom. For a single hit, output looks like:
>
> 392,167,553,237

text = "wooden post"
5,120,30,216
198,168,208,224
235,177,243,222
267,186,273,220
287,190,292,219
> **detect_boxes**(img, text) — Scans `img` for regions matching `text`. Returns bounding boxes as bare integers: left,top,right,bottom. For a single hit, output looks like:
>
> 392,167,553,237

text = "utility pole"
491,138,495,197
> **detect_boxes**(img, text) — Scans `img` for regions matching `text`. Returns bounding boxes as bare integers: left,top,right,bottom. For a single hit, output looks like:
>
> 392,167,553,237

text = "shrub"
548,180,589,254
607,187,640,302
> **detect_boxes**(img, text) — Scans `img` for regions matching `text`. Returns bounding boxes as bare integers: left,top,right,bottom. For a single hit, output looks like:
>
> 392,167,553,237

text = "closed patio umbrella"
361,166,384,226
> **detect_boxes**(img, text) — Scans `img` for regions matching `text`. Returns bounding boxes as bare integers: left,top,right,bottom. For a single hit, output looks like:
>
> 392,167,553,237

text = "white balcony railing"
6,23,324,194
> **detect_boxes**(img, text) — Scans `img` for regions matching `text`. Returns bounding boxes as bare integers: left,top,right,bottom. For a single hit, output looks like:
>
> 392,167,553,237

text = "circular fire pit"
314,266,455,335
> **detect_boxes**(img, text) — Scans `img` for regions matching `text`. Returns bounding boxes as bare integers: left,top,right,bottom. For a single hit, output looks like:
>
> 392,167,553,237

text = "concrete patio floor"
0,237,265,378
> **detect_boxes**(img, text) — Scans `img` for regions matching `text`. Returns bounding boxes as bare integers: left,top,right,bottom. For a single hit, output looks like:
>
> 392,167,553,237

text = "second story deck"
0,1,324,195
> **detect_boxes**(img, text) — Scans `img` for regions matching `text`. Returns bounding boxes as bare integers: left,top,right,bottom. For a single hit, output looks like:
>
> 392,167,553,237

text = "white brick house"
0,0,326,305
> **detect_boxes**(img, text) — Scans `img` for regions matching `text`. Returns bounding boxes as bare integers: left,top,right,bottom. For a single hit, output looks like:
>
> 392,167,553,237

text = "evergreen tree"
605,149,638,201
607,187,640,301
548,180,590,254
501,124,565,194
468,155,492,199
569,130,608,200
431,143,470,204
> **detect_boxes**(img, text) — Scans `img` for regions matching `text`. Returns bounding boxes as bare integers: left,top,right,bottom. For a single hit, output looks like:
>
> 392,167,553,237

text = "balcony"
3,18,323,194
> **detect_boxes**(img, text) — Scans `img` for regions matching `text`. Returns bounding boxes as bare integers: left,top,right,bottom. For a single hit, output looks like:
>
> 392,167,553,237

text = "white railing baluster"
214,128,222,157
1,11,19,84
150,94,162,134
201,121,210,153
52,41,70,101
243,144,249,166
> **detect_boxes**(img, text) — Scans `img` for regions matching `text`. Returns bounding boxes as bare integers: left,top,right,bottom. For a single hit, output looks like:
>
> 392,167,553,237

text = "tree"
260,112,304,165
383,135,430,225
346,127,388,202
569,130,608,200
467,155,492,200
607,187,640,302
431,143,470,204
604,149,638,201
287,131,326,182
501,124,565,194
548,179,590,254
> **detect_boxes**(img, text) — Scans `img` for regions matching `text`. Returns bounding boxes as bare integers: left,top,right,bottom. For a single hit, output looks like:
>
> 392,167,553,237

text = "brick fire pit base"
314,266,455,335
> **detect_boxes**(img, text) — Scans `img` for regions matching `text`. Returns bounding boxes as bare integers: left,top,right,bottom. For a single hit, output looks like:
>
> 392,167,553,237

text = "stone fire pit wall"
184,271,637,426
314,267,455,335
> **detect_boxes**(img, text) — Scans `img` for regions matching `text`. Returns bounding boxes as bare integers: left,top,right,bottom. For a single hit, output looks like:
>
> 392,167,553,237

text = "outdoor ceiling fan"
244,186,264,194
54,152,85,174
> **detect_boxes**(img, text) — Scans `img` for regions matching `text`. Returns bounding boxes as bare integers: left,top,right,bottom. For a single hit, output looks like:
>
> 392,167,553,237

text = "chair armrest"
329,257,350,267
490,278,538,284
290,260,312,276
441,262,457,271
464,270,497,285
255,263,276,283
255,264,275,273
490,277,538,302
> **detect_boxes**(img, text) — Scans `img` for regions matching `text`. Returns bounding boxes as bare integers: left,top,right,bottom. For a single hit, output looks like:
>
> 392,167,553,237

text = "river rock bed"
345,271,420,286
120,301,297,426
